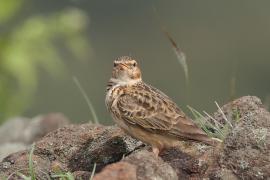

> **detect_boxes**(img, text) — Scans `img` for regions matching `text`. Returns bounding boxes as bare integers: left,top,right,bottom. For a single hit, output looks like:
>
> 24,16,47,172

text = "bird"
105,56,220,156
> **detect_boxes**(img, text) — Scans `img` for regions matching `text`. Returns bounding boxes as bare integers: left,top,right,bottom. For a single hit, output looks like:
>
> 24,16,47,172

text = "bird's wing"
117,96,170,131
116,84,212,144
116,84,186,131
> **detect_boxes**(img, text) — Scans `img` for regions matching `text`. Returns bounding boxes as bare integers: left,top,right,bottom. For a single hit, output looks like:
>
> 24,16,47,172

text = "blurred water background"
1,0,270,124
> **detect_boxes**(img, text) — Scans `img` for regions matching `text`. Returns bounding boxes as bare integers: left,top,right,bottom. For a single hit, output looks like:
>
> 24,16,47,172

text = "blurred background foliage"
0,0,270,124
0,0,91,123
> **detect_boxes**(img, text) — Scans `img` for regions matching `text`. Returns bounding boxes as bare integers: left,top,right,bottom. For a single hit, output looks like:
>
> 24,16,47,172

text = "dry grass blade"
229,76,236,100
89,163,96,180
215,101,233,128
203,111,223,128
51,172,74,180
73,76,99,124
16,172,31,180
7,168,29,180
163,30,189,83
152,6,189,84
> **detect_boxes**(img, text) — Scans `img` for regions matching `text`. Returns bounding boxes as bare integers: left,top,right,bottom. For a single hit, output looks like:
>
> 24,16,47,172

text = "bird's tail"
169,117,222,146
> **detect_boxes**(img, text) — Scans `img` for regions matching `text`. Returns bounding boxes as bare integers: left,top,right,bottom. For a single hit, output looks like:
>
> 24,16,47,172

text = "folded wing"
116,84,214,145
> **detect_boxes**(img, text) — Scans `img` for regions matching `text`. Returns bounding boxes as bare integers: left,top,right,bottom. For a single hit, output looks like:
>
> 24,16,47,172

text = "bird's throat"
109,78,141,86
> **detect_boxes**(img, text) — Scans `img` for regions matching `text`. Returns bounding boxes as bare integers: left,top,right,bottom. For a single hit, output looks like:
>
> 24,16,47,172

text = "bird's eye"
133,62,137,67
113,62,117,67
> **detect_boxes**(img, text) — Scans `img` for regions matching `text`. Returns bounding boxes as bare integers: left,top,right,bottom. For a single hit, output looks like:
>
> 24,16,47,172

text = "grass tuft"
188,102,234,140
187,106,225,139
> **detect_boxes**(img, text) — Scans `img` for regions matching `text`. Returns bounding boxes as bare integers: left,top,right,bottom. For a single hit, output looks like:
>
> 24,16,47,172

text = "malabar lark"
105,56,218,156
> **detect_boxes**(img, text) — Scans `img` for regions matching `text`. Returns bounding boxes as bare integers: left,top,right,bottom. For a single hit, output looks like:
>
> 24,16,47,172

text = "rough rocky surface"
123,150,178,180
94,150,178,180
1,150,51,179
208,96,263,127
0,124,143,179
0,96,269,180
160,146,211,179
208,96,270,179
36,124,143,172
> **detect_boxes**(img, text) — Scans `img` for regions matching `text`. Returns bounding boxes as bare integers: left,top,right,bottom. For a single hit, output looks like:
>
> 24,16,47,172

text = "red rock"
94,162,136,180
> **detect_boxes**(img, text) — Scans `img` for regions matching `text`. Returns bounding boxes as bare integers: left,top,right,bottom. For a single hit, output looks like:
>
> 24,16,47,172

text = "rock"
123,150,178,180
0,113,70,162
95,144,216,180
0,113,70,145
23,113,70,144
209,96,263,127
95,150,177,180
94,162,137,180
0,143,27,162
35,124,143,172
0,117,30,144
0,150,51,179
208,96,270,179
73,171,92,180
0,124,143,179
160,147,210,179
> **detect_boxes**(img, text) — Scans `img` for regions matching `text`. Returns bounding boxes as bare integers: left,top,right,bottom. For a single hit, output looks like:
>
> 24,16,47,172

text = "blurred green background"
0,0,270,124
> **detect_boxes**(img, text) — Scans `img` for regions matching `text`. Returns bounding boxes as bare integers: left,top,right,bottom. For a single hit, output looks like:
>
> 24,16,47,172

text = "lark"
105,56,219,156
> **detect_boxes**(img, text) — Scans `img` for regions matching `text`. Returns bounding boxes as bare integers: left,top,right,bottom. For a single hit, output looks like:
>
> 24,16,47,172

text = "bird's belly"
127,126,178,149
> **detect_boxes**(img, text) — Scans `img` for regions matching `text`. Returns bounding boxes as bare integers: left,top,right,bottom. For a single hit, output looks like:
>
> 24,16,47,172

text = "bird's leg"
152,146,160,157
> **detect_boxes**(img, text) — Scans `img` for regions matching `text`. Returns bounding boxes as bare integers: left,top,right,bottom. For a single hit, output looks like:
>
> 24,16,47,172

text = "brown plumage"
105,56,219,156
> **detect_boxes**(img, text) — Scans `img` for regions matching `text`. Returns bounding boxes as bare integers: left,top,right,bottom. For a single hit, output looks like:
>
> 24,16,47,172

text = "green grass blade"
66,172,75,180
29,143,36,180
73,76,99,124
187,106,209,133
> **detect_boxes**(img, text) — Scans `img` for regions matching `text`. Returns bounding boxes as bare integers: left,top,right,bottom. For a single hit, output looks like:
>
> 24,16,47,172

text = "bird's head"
111,56,142,85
